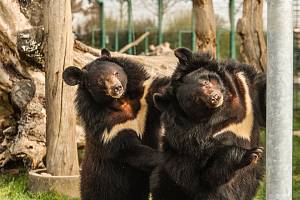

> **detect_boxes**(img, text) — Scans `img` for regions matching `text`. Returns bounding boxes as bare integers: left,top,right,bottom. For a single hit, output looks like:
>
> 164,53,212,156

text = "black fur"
150,48,265,200
144,77,171,148
63,49,164,200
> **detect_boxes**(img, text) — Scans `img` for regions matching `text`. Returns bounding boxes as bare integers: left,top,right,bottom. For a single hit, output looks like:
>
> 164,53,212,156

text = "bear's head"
154,47,230,122
63,49,128,103
154,68,225,121
176,68,225,109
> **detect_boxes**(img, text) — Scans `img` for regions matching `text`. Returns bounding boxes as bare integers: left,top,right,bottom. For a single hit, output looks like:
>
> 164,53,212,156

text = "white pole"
267,0,293,200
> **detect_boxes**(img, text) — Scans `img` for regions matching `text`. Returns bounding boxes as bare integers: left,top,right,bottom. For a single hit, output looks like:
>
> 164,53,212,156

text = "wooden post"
44,0,79,176
237,0,267,72
192,0,216,57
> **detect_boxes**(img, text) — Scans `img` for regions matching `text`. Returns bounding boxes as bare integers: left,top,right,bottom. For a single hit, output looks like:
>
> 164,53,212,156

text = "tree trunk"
44,0,79,176
237,0,267,72
0,0,46,169
0,0,177,171
193,0,216,57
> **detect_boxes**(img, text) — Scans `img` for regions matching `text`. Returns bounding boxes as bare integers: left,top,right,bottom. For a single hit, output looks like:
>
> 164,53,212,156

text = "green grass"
0,137,299,200
0,173,78,200
294,112,300,131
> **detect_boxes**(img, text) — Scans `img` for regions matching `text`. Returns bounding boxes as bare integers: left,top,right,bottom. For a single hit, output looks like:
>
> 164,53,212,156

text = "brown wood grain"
237,0,267,72
44,0,79,176
193,0,217,57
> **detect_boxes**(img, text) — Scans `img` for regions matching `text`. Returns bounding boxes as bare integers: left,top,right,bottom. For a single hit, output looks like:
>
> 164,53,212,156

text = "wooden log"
119,32,150,53
11,80,35,109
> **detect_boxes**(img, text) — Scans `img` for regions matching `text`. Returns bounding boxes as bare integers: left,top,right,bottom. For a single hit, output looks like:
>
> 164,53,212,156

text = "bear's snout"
208,91,223,108
111,84,124,97
104,76,125,98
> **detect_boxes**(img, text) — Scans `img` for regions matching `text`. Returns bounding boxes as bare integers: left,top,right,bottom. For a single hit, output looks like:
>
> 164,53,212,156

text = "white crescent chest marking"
102,78,152,143
213,72,253,141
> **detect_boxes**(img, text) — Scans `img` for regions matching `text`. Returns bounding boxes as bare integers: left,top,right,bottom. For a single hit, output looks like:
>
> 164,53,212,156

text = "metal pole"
92,27,95,48
267,1,293,200
216,30,220,60
115,29,119,51
229,0,236,59
145,28,149,54
192,7,196,51
178,31,182,47
158,0,163,44
127,0,133,54
96,0,105,49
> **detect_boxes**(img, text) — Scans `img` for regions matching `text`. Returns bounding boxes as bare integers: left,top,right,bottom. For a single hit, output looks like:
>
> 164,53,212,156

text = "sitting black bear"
150,48,265,200
63,49,164,200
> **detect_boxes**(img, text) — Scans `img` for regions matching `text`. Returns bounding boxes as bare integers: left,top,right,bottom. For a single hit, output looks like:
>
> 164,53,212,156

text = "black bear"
63,49,166,200
150,48,266,200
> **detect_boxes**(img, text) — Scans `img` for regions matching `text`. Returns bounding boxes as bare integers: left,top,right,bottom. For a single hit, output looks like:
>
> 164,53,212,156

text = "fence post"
178,31,182,47
91,27,95,48
157,0,163,45
229,0,236,59
96,0,105,48
267,1,293,200
192,7,196,51
144,28,149,54
115,28,119,51
127,0,133,54
216,30,220,60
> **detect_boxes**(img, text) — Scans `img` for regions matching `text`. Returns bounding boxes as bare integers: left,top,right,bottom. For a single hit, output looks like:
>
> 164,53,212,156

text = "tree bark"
44,0,79,176
237,0,267,72
0,0,46,169
193,0,216,57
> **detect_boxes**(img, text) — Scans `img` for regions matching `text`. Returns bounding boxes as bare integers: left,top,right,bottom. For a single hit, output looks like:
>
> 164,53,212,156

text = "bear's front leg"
200,145,263,188
108,129,163,172
121,143,163,171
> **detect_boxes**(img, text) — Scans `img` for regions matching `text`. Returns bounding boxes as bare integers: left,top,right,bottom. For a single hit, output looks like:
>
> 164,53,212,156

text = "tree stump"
237,0,267,72
193,0,217,57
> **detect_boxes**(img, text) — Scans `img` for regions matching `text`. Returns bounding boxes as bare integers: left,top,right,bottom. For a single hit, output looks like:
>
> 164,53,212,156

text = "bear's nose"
210,92,221,102
209,91,222,106
113,84,123,94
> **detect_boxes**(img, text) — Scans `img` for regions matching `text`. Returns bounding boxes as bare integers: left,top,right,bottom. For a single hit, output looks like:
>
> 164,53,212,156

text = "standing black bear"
63,49,166,200
150,48,266,200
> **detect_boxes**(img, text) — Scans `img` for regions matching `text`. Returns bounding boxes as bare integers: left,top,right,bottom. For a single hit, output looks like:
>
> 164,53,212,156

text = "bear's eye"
199,80,209,86
114,72,119,76
98,80,103,85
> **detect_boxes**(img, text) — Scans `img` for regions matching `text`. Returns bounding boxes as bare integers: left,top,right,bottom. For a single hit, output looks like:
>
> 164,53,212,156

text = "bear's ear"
101,48,111,57
153,93,169,111
63,66,83,86
174,47,193,64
